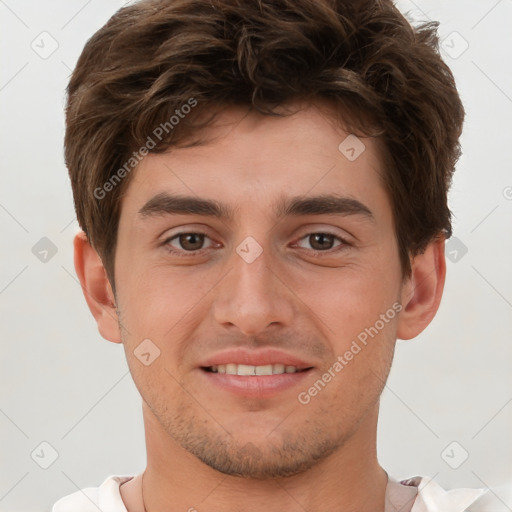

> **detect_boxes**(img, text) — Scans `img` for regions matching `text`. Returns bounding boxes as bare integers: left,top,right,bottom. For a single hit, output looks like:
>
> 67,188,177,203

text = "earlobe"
396,237,447,340
73,231,122,344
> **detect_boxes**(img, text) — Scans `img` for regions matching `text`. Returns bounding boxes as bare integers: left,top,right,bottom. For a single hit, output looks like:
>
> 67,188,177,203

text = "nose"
212,240,295,336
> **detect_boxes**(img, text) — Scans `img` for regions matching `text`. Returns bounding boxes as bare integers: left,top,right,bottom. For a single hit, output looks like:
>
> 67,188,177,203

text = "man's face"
113,101,405,478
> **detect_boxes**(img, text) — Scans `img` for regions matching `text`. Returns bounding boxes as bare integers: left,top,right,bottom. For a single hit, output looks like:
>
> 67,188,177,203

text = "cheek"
115,263,219,377
308,265,400,344
302,255,401,388
306,311,398,414
116,260,205,331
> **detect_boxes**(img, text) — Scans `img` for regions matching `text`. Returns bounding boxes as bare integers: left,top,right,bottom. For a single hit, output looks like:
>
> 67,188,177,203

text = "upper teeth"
210,364,299,375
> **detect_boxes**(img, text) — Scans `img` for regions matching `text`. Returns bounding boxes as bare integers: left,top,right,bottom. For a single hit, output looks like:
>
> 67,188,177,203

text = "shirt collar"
400,475,488,512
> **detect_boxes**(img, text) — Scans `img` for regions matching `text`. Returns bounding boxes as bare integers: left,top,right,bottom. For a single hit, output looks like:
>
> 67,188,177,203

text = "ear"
396,236,446,340
73,231,122,344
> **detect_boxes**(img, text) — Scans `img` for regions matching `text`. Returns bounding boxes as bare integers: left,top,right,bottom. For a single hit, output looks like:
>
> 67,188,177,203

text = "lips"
199,347,315,371
198,348,316,398
205,363,306,375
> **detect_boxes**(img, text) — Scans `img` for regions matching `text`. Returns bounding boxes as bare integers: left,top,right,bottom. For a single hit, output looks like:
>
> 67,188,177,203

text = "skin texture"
74,101,446,512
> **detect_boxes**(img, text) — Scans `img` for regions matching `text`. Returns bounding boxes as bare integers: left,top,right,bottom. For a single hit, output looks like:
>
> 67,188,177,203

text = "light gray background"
1,1,511,511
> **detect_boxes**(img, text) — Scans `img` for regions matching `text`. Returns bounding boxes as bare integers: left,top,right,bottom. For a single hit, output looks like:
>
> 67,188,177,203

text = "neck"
136,402,388,512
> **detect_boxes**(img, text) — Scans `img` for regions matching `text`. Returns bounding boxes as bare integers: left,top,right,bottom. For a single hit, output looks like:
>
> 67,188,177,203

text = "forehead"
118,101,389,222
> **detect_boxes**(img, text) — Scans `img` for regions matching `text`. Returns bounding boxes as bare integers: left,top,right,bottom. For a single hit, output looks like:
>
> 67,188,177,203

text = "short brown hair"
65,0,464,291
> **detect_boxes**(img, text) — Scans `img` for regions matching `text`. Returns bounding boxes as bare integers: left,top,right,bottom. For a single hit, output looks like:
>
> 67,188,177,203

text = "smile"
204,363,311,375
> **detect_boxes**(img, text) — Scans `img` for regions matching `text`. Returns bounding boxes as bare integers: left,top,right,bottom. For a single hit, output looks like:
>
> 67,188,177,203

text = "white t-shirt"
51,474,487,512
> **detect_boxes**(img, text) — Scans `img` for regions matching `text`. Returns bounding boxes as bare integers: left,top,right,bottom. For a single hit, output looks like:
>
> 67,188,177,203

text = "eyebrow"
137,192,375,223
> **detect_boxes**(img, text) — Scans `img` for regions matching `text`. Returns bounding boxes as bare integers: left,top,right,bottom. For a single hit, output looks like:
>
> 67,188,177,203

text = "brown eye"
296,233,345,252
165,232,214,254
177,233,205,251
308,233,336,250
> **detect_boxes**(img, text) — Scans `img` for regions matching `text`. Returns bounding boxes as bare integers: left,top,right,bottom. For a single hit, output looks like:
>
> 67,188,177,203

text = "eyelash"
162,231,350,257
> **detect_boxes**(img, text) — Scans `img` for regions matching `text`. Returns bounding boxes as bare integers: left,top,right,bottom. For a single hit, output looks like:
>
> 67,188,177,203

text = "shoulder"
397,475,488,512
51,475,134,512
52,486,99,512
